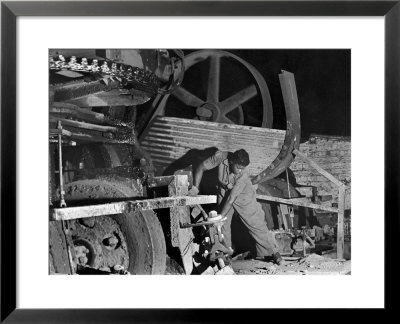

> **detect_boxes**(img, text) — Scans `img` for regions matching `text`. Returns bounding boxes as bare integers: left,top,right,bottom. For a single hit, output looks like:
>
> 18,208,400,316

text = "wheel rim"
152,50,273,128
62,179,166,274
69,217,130,271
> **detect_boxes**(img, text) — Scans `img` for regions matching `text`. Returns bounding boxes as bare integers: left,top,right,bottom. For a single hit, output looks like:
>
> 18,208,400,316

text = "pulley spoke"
172,87,205,107
207,55,220,103
219,115,235,124
220,84,258,115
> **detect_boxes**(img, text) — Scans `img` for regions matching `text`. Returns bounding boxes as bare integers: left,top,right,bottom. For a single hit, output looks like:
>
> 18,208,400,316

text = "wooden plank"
293,156,351,165
336,186,346,259
295,186,314,198
49,117,119,133
50,103,106,124
146,175,175,188
49,128,72,137
256,194,338,213
53,79,121,102
65,89,150,107
279,204,289,230
56,131,131,145
50,195,217,221
168,175,193,275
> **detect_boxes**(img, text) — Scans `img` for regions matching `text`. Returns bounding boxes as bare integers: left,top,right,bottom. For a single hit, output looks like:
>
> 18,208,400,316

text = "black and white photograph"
2,0,397,318
48,49,351,276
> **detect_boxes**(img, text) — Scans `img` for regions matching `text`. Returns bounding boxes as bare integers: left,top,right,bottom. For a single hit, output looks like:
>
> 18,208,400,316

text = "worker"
189,149,283,265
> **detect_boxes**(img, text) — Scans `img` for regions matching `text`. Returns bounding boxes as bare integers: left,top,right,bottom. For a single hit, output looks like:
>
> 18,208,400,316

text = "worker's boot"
272,252,283,266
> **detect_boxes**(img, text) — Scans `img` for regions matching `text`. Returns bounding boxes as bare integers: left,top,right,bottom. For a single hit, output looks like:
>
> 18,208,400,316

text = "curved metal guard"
252,70,301,185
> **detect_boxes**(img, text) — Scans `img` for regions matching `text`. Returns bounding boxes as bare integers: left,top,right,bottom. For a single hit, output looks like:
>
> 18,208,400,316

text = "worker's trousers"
220,204,278,257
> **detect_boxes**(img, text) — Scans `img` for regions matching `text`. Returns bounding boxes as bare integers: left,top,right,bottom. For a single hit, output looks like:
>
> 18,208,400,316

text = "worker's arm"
220,194,236,218
216,178,233,190
189,151,225,195
188,163,207,196
193,162,207,189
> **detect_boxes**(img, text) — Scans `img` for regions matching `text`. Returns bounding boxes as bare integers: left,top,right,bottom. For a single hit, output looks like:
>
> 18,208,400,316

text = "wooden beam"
50,195,217,221
278,204,289,230
293,149,345,188
147,175,175,188
49,128,72,137
50,103,106,124
293,148,347,259
256,194,338,213
168,174,193,275
51,131,128,145
65,90,150,107
336,186,346,259
49,117,119,133
295,186,314,198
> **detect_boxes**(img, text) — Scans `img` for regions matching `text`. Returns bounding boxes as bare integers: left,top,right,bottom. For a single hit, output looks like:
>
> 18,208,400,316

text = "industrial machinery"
49,49,348,275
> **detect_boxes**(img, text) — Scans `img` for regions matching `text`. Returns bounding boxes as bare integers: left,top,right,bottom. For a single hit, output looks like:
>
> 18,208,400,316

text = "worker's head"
230,149,250,175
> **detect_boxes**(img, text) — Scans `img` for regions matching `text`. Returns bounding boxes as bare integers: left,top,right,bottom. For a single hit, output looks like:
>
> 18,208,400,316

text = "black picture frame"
1,0,398,322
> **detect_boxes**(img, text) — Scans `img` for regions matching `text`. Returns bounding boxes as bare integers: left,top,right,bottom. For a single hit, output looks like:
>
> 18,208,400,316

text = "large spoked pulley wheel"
152,50,273,128
62,179,166,274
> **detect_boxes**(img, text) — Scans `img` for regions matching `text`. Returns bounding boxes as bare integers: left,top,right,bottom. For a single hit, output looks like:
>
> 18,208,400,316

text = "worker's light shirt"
229,170,262,218
202,150,275,255
202,150,263,219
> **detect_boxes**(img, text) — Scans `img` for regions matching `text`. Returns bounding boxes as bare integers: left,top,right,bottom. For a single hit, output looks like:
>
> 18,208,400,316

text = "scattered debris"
215,266,236,275
232,253,350,275
200,265,236,275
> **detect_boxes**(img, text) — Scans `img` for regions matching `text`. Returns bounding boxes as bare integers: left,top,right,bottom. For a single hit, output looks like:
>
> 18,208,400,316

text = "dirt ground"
229,253,351,275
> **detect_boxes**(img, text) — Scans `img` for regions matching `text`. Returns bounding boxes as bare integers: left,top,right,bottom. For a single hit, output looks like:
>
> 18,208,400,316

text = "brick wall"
291,135,351,209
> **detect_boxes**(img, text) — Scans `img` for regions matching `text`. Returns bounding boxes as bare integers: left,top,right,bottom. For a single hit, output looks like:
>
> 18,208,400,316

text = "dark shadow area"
163,147,218,176
269,203,282,229
163,146,220,200
231,214,257,256
145,185,186,270
76,268,111,275
174,49,351,138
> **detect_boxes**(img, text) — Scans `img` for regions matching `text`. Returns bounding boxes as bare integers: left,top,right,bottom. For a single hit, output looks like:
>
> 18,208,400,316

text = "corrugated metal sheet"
140,116,285,176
